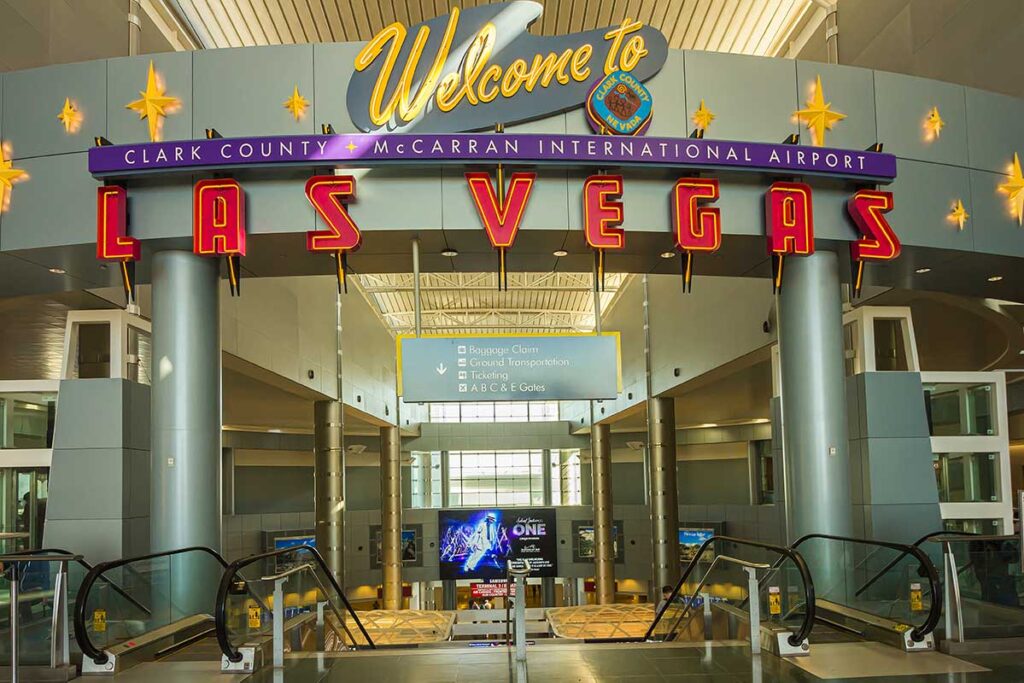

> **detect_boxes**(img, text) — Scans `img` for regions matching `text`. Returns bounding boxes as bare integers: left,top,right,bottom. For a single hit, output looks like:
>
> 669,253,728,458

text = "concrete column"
590,423,615,604
150,251,221,613
648,396,679,594
314,400,346,586
777,251,853,545
380,425,402,609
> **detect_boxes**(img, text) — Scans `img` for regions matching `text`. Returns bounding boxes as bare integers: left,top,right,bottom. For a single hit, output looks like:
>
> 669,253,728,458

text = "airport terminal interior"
2,0,1024,681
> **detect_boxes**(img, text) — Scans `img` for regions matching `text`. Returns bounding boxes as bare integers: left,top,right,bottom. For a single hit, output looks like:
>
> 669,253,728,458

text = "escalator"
73,546,250,674
215,544,374,673
645,532,943,656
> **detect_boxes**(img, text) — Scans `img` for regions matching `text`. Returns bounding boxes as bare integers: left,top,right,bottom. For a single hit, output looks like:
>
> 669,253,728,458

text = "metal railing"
73,546,231,666
215,544,374,665
788,533,942,643
854,531,973,598
644,535,816,647
1,553,79,683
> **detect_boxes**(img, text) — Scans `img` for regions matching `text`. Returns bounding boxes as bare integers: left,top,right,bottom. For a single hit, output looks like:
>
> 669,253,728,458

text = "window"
410,451,442,509
0,393,57,449
752,439,774,504
448,450,546,507
943,518,1003,535
551,450,582,506
843,321,858,376
872,318,909,371
924,383,996,436
933,452,1001,503
429,401,560,423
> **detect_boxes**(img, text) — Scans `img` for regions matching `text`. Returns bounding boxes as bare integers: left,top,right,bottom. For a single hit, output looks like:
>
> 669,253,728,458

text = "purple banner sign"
88,133,896,182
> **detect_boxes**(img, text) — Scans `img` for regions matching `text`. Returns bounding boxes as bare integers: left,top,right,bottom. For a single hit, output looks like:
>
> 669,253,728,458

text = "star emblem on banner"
999,152,1024,225
924,106,944,140
794,75,845,147
0,142,28,212
949,199,969,230
126,61,181,142
345,141,357,153
57,98,83,134
283,86,309,121
691,99,715,132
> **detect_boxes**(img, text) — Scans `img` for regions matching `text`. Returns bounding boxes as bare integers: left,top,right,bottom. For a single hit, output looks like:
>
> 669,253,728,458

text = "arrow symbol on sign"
436,363,447,375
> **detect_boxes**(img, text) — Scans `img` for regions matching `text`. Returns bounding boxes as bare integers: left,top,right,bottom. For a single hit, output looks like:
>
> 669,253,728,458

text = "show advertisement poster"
439,508,558,579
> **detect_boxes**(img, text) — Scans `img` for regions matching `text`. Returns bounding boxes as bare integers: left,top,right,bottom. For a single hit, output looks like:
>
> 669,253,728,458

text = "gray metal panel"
313,43,363,134
682,51,798,144
0,152,96,250
241,172,314,235
107,52,193,146
347,167,442,231
47,448,125,519
873,70,968,166
863,437,940,505
3,60,106,158
886,160,974,250
53,379,127,449
440,166,568,232
860,372,931,437
193,45,315,138
965,87,1024,174
126,176,194,241
969,169,1024,257
795,60,877,151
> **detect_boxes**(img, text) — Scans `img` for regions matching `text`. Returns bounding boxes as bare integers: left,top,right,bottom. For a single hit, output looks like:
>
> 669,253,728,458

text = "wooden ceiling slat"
289,0,324,42
276,0,309,42
259,0,294,42
595,0,616,29
241,0,277,43
724,0,764,53
706,0,740,52
303,0,335,41
213,0,251,46
693,0,723,51
752,0,793,56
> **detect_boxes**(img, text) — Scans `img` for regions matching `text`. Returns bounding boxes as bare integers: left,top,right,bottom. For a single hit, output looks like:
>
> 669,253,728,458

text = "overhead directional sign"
398,334,620,402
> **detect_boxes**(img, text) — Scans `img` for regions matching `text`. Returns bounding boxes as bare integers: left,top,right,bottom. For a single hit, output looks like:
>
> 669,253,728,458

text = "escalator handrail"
215,544,375,662
644,535,815,647
791,533,941,642
4,547,152,621
855,530,976,598
74,546,230,665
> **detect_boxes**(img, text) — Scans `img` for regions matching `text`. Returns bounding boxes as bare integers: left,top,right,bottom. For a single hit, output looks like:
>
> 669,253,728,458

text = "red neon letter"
848,190,900,261
766,181,814,255
465,172,536,248
305,175,361,252
672,178,721,252
96,185,139,261
583,175,625,249
193,178,246,256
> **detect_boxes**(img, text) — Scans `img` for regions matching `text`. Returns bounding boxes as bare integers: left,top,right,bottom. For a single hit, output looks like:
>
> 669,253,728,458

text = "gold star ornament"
924,106,944,141
57,98,83,134
948,199,969,230
794,75,846,147
691,99,715,132
283,86,309,121
0,142,28,213
999,152,1024,226
126,61,181,142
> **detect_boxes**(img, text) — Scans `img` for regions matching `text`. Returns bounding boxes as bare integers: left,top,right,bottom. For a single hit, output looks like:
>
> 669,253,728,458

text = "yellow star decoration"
691,99,715,132
345,141,357,153
999,152,1024,226
794,75,846,147
924,106,944,141
948,199,969,230
126,61,181,143
0,142,28,213
283,86,309,122
57,98,83,134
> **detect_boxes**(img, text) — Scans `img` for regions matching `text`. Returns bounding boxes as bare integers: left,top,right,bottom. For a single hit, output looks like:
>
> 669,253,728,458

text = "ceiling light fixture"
441,249,458,257
988,275,1004,282
553,249,568,257
698,422,718,428
915,267,931,274
660,251,676,259
48,267,66,274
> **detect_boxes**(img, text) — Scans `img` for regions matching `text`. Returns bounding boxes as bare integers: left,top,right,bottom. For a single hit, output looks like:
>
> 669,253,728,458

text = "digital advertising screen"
439,508,557,580
679,528,715,564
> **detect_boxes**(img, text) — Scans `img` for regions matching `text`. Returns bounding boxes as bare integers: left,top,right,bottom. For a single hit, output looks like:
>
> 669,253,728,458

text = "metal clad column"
649,397,679,593
314,400,346,586
380,425,402,609
777,251,853,543
591,423,615,604
150,251,221,611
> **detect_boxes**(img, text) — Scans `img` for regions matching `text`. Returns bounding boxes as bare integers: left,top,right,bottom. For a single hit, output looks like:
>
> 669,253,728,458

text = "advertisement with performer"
439,508,558,580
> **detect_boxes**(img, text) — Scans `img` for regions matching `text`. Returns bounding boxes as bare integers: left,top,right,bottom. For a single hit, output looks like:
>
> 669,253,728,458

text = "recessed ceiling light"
553,249,569,257
988,275,1004,282
48,267,66,275
915,267,931,274
660,251,676,259
441,249,458,257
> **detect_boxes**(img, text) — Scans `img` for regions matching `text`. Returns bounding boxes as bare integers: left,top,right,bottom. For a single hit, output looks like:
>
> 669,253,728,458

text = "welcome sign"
346,1,668,133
